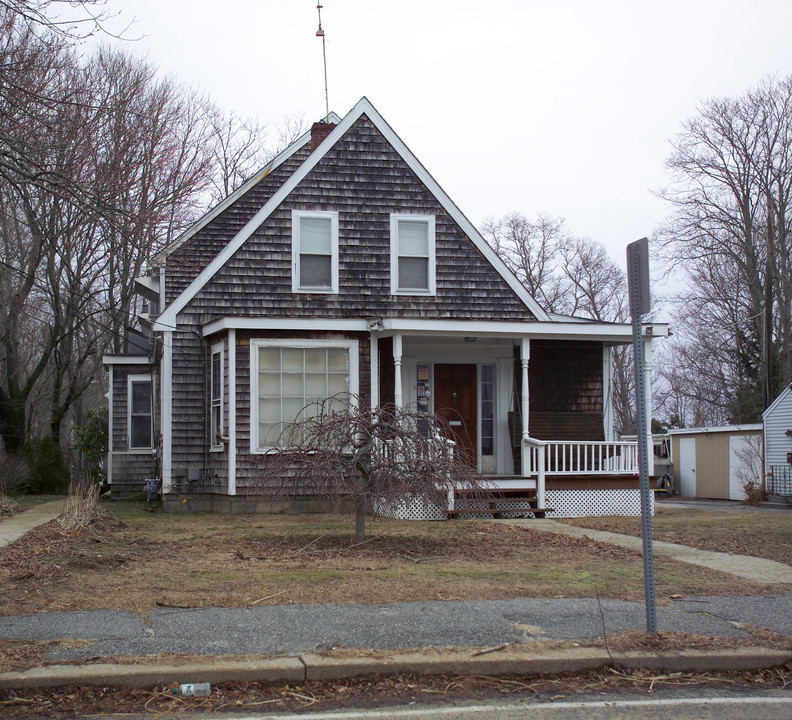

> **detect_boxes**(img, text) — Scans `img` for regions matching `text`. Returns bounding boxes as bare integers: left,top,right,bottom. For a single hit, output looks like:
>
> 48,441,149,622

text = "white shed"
763,383,792,498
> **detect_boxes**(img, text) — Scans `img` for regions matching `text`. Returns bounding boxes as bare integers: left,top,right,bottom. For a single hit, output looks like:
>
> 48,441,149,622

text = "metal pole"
627,239,657,633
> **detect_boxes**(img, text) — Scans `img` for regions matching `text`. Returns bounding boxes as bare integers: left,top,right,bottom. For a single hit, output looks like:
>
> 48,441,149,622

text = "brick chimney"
310,121,336,150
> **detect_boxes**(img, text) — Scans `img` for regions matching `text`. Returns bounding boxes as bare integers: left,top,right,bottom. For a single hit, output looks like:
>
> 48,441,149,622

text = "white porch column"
520,338,530,439
643,336,654,477
228,329,236,495
393,333,403,408
602,345,614,441
161,330,173,493
370,333,379,409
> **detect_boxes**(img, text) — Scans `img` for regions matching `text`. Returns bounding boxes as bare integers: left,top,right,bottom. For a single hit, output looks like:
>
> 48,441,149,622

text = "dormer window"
292,210,339,293
390,214,436,295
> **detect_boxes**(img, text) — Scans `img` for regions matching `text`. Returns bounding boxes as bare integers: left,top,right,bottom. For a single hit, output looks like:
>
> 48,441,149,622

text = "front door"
434,364,477,466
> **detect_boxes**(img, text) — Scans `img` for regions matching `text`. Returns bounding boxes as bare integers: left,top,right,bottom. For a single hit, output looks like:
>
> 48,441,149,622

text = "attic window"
390,214,436,295
292,210,339,294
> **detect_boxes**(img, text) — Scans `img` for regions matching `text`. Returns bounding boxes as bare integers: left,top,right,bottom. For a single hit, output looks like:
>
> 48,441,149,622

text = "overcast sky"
101,0,792,275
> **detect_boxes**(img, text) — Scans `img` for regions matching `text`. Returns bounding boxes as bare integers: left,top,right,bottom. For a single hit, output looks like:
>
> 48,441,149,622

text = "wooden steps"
446,488,553,520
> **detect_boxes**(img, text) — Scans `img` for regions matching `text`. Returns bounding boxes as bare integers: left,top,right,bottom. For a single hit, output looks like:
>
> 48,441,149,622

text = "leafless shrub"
252,397,485,541
58,476,101,535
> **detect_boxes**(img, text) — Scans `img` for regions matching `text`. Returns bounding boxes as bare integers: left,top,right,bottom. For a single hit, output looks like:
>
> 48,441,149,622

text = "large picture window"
390,214,436,295
251,340,358,449
292,210,339,293
210,344,223,449
128,375,153,450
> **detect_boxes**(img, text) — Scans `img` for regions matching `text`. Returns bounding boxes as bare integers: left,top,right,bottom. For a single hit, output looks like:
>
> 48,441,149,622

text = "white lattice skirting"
375,496,447,520
377,489,653,520
545,488,653,518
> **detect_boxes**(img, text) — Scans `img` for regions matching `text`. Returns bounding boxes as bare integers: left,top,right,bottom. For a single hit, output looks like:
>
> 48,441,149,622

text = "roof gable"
154,97,550,330
152,112,342,268
763,383,792,420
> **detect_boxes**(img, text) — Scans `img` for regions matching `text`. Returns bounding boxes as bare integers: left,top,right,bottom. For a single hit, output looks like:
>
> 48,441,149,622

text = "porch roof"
201,315,669,343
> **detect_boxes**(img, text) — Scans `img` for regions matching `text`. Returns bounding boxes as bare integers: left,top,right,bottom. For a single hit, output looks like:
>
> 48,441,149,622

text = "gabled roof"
151,111,342,267
154,97,550,331
763,382,792,420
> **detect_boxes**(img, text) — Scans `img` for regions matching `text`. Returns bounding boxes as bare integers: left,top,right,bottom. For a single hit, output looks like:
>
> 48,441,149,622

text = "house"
763,384,792,500
103,97,668,517
668,425,763,500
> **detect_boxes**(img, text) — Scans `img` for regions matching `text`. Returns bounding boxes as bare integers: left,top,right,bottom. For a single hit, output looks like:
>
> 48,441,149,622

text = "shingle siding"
164,145,313,305
171,115,535,322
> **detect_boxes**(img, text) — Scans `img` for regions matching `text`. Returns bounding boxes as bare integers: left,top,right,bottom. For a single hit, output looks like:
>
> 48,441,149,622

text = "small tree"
73,405,107,485
256,397,484,541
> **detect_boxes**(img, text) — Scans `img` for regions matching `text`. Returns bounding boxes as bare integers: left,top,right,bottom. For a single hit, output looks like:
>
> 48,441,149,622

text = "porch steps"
446,488,553,520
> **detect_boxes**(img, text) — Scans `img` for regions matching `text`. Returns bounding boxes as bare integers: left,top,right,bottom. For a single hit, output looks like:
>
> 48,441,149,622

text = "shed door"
729,436,753,501
679,437,696,497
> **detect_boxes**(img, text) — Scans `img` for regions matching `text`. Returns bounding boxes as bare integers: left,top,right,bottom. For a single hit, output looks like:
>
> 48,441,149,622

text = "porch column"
520,338,530,439
370,334,379,409
393,333,403,408
602,345,614,441
643,336,654,477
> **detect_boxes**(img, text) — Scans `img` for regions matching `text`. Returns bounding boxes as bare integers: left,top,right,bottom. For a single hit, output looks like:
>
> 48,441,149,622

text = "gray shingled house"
103,97,668,517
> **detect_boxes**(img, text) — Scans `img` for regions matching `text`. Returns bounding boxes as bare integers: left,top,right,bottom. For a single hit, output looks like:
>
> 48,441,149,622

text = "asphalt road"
81,695,792,720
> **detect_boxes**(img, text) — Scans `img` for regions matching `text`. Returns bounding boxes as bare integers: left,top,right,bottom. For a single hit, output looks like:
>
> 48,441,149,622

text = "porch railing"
521,438,640,510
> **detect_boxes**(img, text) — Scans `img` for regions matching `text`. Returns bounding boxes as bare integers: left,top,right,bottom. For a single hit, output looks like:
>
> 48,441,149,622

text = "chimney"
310,121,336,150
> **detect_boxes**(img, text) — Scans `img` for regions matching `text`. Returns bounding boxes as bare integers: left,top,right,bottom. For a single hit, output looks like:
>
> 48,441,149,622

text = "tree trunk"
354,494,366,543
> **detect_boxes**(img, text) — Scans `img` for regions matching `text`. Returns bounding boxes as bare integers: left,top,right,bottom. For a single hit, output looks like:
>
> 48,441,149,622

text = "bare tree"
254,397,484,542
657,74,792,422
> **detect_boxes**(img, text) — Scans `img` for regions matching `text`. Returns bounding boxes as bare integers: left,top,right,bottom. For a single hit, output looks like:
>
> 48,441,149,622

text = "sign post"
626,237,657,633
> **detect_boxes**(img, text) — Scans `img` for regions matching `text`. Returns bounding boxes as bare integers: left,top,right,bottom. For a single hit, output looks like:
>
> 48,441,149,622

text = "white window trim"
210,342,224,451
127,374,153,452
390,213,436,296
250,338,359,453
291,210,339,294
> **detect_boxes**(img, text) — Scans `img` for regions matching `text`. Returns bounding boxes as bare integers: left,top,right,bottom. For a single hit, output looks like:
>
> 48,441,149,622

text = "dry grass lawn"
0,498,781,616
561,502,792,566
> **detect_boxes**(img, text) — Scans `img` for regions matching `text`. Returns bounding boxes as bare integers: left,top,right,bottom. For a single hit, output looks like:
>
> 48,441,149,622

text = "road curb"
0,647,789,690
301,647,611,681
612,648,792,673
0,657,305,690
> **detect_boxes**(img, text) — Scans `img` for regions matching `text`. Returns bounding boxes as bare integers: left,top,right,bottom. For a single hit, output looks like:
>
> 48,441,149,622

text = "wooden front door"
434,364,477,465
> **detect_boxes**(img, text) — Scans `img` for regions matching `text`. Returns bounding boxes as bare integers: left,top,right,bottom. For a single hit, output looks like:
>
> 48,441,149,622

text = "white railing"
521,438,640,510
541,441,639,475
521,436,547,509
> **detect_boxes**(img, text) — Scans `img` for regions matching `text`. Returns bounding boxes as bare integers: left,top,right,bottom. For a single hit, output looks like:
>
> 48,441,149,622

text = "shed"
763,384,792,498
668,425,763,500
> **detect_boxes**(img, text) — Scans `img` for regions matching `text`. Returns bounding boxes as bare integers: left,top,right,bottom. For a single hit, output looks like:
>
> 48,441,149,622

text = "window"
252,340,359,450
128,375,153,450
480,365,495,456
210,344,223,449
390,214,436,295
292,210,339,293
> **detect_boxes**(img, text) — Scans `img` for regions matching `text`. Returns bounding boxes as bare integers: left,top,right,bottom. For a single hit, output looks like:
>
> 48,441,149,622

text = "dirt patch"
561,504,792,566
0,501,773,616
0,662,790,719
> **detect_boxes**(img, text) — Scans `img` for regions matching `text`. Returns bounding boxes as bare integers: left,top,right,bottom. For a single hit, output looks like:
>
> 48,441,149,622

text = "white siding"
764,386,792,468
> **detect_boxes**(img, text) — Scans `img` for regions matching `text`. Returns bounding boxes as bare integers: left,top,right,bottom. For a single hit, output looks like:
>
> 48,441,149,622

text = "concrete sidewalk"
501,519,792,585
0,498,66,547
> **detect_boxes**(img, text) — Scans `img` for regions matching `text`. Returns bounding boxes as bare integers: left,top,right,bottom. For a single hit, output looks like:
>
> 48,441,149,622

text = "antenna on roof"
316,2,330,122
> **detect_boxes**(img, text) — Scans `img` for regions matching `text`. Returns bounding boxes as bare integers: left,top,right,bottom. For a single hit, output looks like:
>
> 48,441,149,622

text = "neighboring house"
103,97,668,517
763,384,792,500
668,425,763,500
